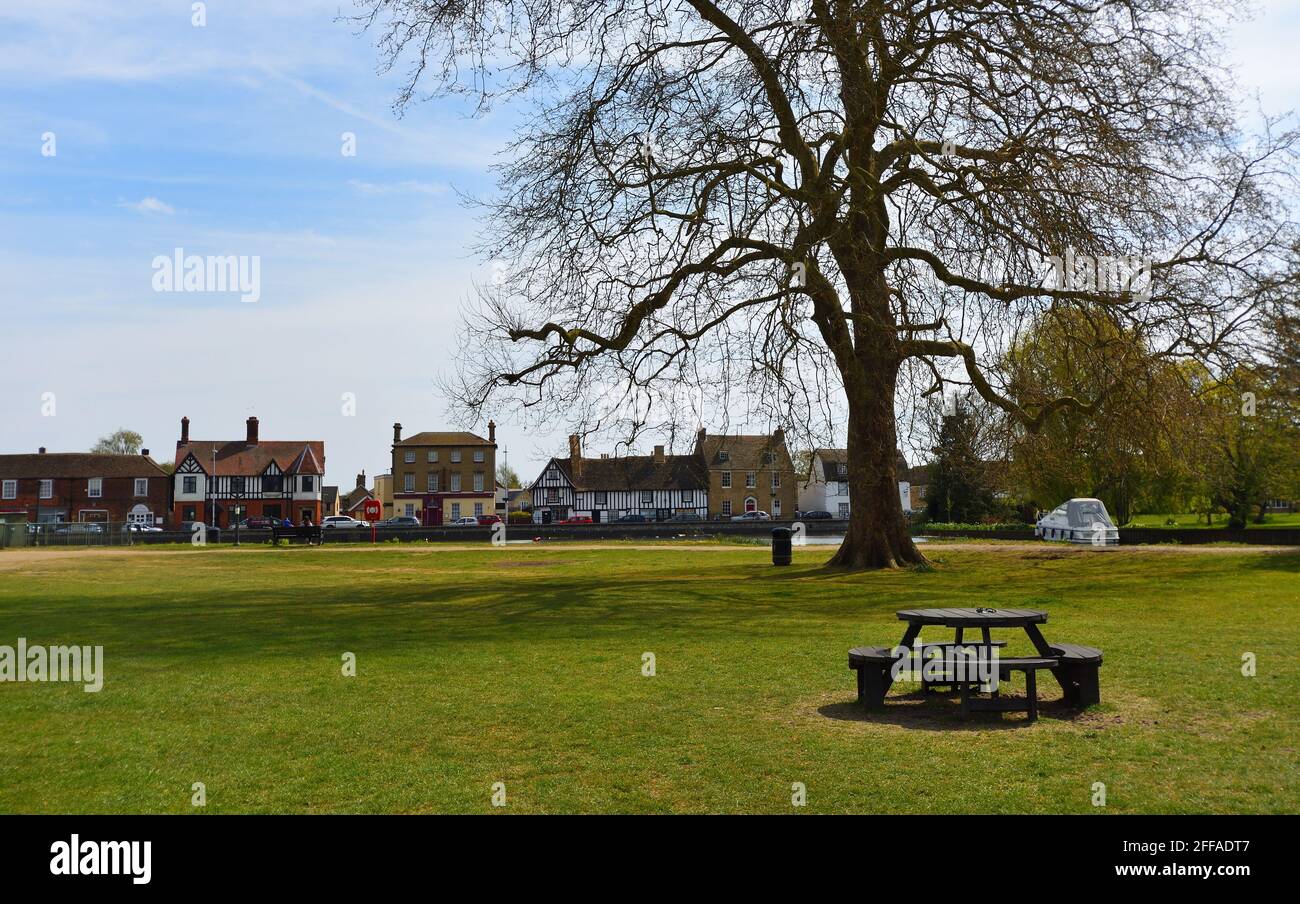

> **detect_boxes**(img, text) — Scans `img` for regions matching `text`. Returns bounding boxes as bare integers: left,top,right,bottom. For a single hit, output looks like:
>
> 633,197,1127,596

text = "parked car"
731,510,771,522
54,523,102,534
448,516,480,526
799,510,834,520
122,522,163,532
180,521,222,540
322,515,369,529
1035,498,1119,545
558,515,592,524
229,517,278,530
669,512,702,522
378,516,421,529
476,514,502,526
616,513,648,523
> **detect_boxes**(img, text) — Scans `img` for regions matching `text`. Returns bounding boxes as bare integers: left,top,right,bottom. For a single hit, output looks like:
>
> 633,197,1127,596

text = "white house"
797,448,914,517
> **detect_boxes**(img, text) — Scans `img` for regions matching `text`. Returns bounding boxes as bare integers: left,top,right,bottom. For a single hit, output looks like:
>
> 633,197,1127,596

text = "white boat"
1034,498,1120,545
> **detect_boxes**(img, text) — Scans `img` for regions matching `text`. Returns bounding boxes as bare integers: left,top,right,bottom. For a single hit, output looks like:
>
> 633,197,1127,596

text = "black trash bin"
771,527,792,566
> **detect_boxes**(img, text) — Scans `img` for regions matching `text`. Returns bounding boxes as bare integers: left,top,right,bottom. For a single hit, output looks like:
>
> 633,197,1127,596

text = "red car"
476,514,502,526
559,515,593,524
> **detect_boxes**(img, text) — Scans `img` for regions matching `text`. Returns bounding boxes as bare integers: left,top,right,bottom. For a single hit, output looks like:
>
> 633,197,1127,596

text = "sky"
2,0,1299,486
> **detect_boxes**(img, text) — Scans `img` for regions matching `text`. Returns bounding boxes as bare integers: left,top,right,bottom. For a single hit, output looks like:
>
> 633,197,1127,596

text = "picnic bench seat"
1050,643,1103,706
961,656,1059,722
271,525,323,545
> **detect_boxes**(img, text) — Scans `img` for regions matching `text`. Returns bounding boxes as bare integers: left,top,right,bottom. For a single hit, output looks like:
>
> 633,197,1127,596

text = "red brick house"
0,448,171,525
172,416,325,527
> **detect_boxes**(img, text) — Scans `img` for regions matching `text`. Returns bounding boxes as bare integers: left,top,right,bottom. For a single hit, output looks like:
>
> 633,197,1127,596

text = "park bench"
271,525,323,545
1050,643,1103,706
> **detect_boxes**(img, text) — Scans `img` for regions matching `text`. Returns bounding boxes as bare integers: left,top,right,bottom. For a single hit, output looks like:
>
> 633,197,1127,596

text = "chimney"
569,434,582,477
488,420,496,443
653,444,666,463
246,416,259,445
38,447,46,454
696,427,706,447
393,422,403,444
356,471,366,489
179,416,190,447
141,448,150,457
773,426,785,444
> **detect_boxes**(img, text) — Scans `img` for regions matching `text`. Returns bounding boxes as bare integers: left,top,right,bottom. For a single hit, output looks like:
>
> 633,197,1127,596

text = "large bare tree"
356,0,1295,568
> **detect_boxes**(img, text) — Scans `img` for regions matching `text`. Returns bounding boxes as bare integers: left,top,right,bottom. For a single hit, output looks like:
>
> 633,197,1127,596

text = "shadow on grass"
817,688,1092,731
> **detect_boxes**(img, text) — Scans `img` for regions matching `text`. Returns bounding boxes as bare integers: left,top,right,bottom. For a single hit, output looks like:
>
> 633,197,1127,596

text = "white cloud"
120,197,176,215
348,179,448,197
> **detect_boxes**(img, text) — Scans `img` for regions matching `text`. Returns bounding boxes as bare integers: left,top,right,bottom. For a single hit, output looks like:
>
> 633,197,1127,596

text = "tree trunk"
828,362,927,570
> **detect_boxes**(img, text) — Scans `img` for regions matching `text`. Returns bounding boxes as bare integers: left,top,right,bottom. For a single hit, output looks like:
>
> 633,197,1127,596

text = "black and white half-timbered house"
530,435,708,523
171,416,325,527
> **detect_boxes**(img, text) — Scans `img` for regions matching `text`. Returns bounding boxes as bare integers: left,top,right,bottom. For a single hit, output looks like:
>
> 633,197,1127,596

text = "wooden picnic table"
847,607,1103,721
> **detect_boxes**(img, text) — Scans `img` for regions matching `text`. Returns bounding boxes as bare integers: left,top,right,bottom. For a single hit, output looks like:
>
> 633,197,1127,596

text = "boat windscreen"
1068,500,1114,527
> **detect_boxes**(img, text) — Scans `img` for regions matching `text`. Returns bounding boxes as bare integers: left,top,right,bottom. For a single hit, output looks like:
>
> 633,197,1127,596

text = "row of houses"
0,416,326,529
1,414,927,529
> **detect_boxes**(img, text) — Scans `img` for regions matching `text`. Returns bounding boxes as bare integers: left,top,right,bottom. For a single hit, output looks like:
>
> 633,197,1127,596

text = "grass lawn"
1126,512,1300,529
1,541,1296,814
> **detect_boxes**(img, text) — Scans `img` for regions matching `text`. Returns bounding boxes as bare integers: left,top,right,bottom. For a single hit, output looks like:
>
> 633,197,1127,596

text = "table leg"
1025,623,1072,698
883,622,922,695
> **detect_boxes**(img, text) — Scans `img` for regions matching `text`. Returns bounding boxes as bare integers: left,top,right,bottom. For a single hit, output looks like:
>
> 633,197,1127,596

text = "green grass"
1126,512,1300,529
1,542,1296,814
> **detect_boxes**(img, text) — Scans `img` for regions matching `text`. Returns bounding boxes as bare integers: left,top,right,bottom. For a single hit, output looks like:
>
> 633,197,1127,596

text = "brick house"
693,428,796,518
0,448,171,525
172,416,325,527
340,473,375,519
391,421,497,524
529,435,708,523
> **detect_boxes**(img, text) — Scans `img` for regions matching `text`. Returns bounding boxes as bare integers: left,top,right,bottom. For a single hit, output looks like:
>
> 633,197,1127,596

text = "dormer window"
718,450,730,462
837,463,847,477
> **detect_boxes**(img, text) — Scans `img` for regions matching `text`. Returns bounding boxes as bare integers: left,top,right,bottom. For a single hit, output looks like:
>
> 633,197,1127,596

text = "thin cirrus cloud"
119,196,176,215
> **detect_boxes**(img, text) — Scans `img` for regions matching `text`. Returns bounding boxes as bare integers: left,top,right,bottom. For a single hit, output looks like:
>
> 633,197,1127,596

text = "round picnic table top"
895,607,1048,627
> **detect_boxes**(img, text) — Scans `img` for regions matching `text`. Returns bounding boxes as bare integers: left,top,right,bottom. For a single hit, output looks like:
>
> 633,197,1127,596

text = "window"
427,450,438,463
300,476,315,492
183,505,197,521
450,473,462,492
473,450,485,463
134,478,148,496
231,476,246,495
427,473,439,492
745,472,756,488
836,463,847,478
451,503,461,519
718,450,730,462
451,450,462,463
721,471,731,488
474,502,483,515
762,452,775,465
183,476,197,494
404,450,416,464
641,491,653,505
772,498,781,516
547,468,559,481
682,490,693,505
1,480,14,500
473,472,484,492
722,500,732,516
39,479,52,499
771,472,780,489
404,503,415,516
545,489,560,504
87,478,102,498
404,473,415,492
264,474,283,493
838,503,850,517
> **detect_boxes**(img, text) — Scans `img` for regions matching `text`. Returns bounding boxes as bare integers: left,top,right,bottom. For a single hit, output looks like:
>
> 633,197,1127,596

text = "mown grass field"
1,541,1296,814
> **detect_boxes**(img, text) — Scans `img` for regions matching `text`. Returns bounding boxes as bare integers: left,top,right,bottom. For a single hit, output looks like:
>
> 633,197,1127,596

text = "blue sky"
2,0,1299,485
